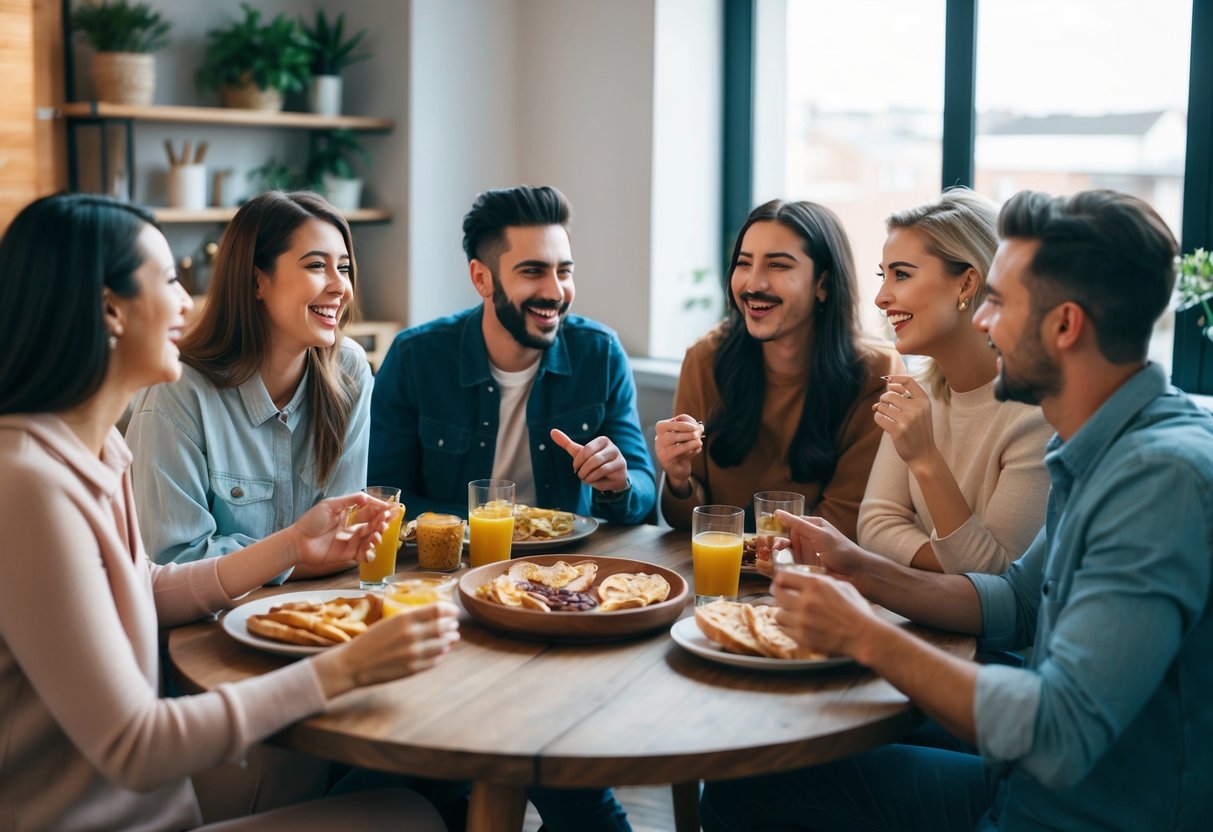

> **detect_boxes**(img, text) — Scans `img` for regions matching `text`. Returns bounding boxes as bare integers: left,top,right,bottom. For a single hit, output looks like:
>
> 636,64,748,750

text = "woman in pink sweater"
0,194,458,831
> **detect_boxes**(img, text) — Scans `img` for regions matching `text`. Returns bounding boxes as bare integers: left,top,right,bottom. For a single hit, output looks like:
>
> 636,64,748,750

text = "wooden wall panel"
0,0,37,233
33,0,65,194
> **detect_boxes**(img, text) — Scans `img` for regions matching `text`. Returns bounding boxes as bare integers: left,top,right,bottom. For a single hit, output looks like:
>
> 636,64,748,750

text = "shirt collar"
1045,362,1167,487
237,365,310,427
459,304,571,387
0,412,130,498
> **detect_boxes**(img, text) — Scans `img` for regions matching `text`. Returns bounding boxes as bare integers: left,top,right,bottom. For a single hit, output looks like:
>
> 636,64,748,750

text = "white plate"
222,589,373,657
669,616,855,671
406,513,600,554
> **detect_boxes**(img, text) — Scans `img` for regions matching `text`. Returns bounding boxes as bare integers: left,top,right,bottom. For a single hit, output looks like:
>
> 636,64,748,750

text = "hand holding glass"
754,490,805,571
357,486,404,589
691,505,745,604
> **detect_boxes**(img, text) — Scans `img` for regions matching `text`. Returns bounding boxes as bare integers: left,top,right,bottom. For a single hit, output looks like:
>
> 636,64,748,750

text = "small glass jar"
414,512,465,571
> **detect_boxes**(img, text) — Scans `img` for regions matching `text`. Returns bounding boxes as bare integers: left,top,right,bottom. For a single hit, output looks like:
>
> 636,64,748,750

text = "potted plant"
71,0,170,106
196,4,311,112
301,9,370,116
306,129,370,211
1173,248,1213,392
246,159,300,195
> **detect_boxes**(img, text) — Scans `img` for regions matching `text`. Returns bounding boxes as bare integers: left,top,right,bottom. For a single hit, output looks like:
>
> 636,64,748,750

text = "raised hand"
549,428,630,493
774,510,871,588
290,492,394,572
873,375,938,467
654,414,704,495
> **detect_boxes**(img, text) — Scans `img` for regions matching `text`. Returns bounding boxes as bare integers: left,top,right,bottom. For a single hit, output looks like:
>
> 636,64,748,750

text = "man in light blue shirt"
701,189,1213,830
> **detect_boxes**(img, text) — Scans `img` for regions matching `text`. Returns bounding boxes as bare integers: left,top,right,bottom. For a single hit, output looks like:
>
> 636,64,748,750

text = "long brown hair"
179,191,361,485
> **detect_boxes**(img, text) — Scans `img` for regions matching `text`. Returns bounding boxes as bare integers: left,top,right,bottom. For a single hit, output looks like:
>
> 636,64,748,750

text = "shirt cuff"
967,571,1019,653
975,663,1041,763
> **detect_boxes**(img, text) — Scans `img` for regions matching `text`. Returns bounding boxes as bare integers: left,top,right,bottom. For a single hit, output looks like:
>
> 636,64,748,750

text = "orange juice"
359,503,404,586
468,505,514,567
382,575,455,616
692,531,743,597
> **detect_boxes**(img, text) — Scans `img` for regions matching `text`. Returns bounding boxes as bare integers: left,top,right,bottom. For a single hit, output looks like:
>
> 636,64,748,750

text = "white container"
309,75,343,116
167,164,207,210
322,174,363,212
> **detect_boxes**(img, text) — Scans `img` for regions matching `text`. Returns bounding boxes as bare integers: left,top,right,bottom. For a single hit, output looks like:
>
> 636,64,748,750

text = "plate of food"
458,554,688,641
222,590,384,657
670,600,854,671
402,506,599,554
739,534,793,576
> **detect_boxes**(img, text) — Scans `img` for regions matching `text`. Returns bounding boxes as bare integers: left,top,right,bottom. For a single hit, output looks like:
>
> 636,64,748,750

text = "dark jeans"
700,723,997,832
329,768,631,832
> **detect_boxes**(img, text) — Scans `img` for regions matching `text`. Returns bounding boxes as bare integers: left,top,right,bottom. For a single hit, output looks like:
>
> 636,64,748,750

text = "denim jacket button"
438,438,445,447
487,385,495,393
582,422,589,431
231,487,244,498
479,441,486,448
538,443,546,451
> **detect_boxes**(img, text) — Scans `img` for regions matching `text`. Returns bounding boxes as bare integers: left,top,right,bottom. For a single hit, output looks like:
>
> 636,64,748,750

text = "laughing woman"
857,188,1053,573
0,194,456,830
127,191,373,581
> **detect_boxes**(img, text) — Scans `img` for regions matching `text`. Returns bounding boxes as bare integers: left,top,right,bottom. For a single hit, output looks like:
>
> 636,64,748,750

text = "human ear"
101,287,124,338
469,259,494,298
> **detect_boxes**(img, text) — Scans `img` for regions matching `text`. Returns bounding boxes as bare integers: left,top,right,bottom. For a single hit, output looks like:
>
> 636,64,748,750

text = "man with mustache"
701,190,1213,831
371,185,655,527
655,199,900,536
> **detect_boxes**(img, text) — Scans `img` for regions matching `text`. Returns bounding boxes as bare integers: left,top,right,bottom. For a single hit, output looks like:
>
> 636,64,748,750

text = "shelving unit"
154,206,390,224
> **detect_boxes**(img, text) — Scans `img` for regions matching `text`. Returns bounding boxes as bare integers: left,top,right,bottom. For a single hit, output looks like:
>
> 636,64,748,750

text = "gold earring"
958,297,969,311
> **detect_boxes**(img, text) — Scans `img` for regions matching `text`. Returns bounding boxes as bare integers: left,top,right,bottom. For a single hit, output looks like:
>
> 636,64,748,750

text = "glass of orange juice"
382,573,458,617
359,486,404,589
691,505,744,605
468,479,515,567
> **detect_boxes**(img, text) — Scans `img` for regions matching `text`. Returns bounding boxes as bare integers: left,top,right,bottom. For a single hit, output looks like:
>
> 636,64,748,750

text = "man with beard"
700,189,1213,831
370,185,655,527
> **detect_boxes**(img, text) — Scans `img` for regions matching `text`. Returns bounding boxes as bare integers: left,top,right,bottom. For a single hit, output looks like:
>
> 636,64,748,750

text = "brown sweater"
661,326,902,535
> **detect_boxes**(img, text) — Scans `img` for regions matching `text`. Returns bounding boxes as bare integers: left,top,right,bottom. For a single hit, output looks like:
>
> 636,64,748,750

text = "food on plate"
597,572,671,611
246,594,383,647
512,504,577,541
693,600,823,660
741,535,757,567
474,560,670,614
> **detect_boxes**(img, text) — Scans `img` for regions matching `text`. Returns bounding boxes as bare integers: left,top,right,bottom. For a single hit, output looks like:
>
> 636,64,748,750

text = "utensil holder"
167,164,207,210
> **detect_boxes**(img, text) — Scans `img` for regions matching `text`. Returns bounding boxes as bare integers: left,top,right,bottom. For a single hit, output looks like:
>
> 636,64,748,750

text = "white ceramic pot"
167,164,207,210
309,75,343,116
322,174,363,212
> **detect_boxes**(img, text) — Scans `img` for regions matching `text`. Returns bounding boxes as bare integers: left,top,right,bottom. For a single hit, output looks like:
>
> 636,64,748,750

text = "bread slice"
694,600,763,656
506,560,598,592
247,615,340,647
741,603,821,660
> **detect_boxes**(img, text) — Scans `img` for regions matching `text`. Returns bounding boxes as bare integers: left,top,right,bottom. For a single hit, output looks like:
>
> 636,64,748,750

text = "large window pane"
975,0,1191,372
761,0,945,336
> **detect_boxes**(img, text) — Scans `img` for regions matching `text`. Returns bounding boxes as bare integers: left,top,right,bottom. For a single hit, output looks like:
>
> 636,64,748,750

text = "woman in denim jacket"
127,191,373,581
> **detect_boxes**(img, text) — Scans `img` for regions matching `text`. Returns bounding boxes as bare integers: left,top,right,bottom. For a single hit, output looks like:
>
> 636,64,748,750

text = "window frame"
724,0,1213,390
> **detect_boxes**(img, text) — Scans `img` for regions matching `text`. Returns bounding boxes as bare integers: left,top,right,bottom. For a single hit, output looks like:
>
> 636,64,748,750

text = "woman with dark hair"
127,191,373,580
656,199,900,536
0,193,457,830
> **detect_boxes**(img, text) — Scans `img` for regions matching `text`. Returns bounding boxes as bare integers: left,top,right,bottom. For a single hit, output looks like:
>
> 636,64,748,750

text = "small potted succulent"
71,0,171,106
196,4,311,112
306,129,370,211
1173,248,1213,392
301,9,370,116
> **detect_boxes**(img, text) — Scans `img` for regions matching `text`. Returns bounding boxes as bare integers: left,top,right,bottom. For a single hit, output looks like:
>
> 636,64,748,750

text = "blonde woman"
128,191,372,581
858,189,1053,573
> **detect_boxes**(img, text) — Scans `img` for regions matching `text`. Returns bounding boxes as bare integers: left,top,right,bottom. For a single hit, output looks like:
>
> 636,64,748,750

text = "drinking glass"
415,512,465,571
358,486,404,589
753,490,805,571
691,505,745,605
468,479,515,567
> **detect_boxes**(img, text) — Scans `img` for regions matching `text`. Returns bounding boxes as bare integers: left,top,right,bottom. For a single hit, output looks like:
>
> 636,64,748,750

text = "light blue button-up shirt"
126,340,372,583
967,364,1213,830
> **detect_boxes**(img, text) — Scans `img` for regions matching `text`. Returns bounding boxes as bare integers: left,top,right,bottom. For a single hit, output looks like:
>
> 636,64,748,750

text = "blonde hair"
885,188,998,400
179,191,361,485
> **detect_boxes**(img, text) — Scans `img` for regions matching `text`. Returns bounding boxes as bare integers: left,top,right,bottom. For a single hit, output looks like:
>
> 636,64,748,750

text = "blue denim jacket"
369,306,656,524
967,364,1213,830
126,340,372,582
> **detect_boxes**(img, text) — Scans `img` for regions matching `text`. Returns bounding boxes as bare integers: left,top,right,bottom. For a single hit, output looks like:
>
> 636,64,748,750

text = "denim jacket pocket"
210,472,275,540
549,403,606,445
418,416,473,499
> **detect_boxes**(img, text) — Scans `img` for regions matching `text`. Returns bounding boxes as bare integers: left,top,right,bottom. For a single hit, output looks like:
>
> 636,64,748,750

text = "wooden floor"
522,784,682,831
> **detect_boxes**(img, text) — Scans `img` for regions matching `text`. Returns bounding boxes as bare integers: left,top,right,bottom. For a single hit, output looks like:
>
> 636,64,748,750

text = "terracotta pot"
91,52,155,105
219,76,284,112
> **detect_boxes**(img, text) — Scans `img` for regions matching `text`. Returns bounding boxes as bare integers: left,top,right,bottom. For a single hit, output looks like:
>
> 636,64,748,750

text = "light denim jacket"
967,364,1213,830
126,339,372,581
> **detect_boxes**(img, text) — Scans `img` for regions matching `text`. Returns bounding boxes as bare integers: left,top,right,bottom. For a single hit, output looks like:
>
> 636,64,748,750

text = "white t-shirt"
489,359,541,505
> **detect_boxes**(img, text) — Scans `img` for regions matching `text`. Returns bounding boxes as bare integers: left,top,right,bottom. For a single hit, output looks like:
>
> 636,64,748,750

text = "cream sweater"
0,414,326,832
857,380,1053,574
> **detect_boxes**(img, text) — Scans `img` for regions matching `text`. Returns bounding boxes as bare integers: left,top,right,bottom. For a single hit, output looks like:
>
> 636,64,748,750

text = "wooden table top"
169,523,975,790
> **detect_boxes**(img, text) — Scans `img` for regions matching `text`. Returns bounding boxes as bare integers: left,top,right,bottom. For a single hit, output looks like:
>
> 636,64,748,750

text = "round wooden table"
170,523,974,832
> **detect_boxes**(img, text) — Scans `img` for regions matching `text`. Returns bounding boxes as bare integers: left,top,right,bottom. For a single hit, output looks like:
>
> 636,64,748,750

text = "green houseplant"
246,160,300,195
71,0,170,105
196,4,311,112
306,130,370,211
1172,248,1213,393
301,10,369,115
